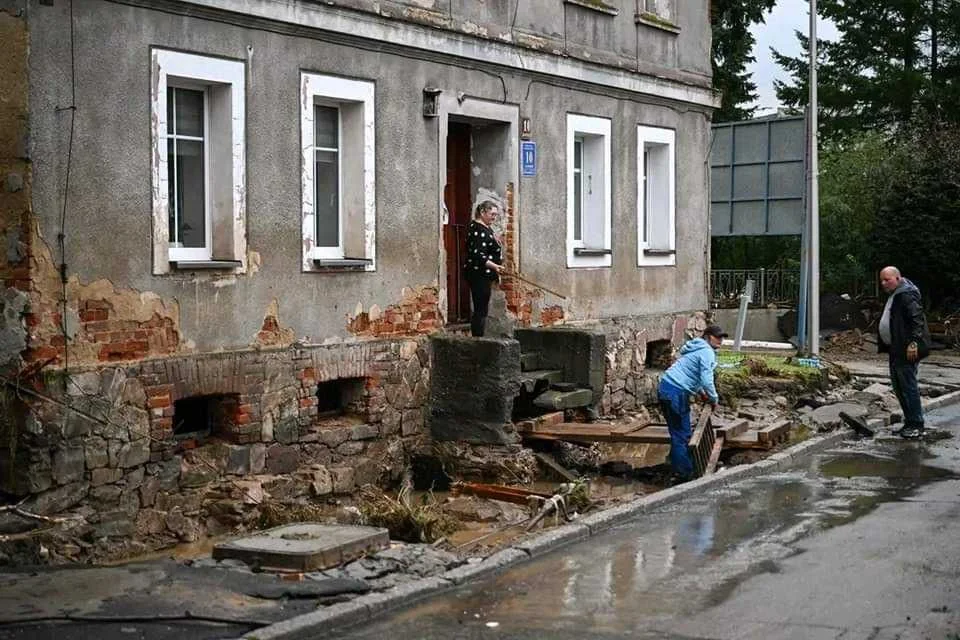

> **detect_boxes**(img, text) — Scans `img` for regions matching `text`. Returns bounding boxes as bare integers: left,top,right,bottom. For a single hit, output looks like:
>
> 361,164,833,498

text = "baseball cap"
703,325,728,339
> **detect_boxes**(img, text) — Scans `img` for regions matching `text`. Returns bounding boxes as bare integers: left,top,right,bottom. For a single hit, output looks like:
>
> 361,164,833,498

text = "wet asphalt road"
330,404,960,640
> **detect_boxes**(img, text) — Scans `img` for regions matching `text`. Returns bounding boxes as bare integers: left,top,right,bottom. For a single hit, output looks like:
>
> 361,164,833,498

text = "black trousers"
467,276,493,337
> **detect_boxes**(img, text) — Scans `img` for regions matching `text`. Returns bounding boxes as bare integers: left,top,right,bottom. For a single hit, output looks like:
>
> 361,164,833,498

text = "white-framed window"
637,125,676,267
566,114,612,268
300,72,376,271
150,49,246,273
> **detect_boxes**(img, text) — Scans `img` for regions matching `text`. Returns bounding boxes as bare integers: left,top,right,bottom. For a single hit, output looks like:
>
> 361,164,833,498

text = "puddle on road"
334,427,960,639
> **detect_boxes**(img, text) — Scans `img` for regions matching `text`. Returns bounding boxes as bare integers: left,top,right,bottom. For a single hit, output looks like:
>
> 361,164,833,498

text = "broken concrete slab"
212,523,389,572
807,402,868,431
863,382,893,396
533,388,593,411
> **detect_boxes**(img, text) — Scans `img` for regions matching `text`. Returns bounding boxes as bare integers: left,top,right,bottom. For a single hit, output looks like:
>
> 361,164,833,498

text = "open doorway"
444,121,473,324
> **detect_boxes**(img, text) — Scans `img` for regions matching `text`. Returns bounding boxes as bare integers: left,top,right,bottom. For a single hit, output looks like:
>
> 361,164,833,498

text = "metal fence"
710,269,800,306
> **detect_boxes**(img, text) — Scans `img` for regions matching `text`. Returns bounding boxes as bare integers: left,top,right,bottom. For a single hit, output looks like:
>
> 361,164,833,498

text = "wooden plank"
705,435,724,475
534,452,578,482
521,423,672,444
724,429,772,450
688,405,713,449
611,417,656,435
757,420,792,444
712,418,750,440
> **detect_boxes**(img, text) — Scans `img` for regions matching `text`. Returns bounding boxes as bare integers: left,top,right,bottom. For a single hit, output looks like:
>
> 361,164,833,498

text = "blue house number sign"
521,140,537,177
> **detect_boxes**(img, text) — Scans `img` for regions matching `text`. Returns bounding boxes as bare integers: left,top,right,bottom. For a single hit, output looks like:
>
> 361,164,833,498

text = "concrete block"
213,524,389,572
532,388,593,411
428,335,520,444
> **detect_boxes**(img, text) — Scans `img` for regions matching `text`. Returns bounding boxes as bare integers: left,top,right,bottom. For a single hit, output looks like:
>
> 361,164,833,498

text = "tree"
868,118,960,308
817,133,901,295
772,0,960,139
711,0,777,122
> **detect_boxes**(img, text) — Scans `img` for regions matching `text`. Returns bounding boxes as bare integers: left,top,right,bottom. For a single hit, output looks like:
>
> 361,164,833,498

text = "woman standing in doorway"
463,200,503,337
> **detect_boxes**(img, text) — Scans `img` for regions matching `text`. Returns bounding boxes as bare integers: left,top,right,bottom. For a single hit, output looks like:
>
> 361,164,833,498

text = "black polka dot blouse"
464,220,502,280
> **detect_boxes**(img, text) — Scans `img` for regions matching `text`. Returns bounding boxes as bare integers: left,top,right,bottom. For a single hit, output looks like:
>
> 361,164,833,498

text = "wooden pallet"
520,407,717,478
687,406,716,477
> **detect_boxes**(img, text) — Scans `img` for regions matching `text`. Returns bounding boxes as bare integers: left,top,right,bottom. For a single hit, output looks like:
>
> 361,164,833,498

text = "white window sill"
574,247,613,257
637,247,677,267
171,259,242,270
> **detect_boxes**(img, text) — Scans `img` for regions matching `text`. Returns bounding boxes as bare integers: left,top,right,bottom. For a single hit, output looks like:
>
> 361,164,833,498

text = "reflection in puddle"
336,425,960,639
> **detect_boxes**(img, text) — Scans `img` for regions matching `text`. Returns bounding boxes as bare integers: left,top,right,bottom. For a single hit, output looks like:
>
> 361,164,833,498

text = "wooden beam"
522,424,672,444
451,482,552,505
534,452,578,482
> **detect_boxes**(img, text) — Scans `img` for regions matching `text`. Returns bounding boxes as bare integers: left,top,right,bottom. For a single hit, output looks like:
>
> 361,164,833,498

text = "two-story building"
0,0,716,561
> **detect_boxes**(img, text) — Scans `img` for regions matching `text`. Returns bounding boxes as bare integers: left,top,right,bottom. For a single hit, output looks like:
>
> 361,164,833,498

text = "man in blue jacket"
658,325,726,481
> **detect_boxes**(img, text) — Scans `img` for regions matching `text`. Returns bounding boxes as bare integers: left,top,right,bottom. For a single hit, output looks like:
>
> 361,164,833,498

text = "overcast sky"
747,0,839,114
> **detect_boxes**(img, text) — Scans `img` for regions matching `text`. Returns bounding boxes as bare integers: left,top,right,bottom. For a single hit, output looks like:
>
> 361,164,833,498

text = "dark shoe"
669,473,693,486
900,426,922,439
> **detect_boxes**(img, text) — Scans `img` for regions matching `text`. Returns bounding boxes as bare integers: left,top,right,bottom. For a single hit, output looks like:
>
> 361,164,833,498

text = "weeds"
358,484,460,543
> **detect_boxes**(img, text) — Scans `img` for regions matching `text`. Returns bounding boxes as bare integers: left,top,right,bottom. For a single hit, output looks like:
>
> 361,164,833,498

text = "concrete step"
533,388,593,411
520,351,543,371
518,369,564,394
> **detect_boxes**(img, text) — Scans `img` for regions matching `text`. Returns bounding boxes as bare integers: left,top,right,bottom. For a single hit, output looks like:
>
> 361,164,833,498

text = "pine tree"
772,0,960,139
711,0,777,122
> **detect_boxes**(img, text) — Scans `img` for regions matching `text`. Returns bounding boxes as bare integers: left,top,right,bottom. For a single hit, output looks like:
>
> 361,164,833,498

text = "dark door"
444,122,472,324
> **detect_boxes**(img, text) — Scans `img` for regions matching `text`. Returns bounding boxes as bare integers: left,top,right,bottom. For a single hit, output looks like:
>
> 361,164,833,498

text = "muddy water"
332,411,960,639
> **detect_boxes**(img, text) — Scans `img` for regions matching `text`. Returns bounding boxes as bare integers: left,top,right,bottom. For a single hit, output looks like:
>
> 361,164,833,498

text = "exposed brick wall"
499,181,541,327
346,285,440,337
539,305,565,326
0,338,431,564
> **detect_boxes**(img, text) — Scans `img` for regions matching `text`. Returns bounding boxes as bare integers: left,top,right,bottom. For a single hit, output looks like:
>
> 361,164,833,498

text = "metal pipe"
809,0,820,354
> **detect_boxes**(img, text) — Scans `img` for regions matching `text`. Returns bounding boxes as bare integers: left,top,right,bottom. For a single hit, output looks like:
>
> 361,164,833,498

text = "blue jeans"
658,378,693,479
890,359,924,430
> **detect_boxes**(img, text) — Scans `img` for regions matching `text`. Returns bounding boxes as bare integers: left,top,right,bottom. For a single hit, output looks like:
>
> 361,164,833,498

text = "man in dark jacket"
878,266,931,439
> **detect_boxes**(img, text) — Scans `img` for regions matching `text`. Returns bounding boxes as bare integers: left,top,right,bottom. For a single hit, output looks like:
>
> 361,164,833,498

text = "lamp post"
808,0,820,355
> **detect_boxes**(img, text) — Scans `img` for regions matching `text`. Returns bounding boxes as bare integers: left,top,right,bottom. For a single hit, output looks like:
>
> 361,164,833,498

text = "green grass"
714,351,828,407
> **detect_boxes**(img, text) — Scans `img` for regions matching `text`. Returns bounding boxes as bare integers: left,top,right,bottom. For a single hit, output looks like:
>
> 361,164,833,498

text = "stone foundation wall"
0,338,430,563
598,311,707,416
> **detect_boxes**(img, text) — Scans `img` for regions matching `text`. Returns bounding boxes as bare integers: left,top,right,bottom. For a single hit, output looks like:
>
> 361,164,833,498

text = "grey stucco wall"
27,0,711,354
